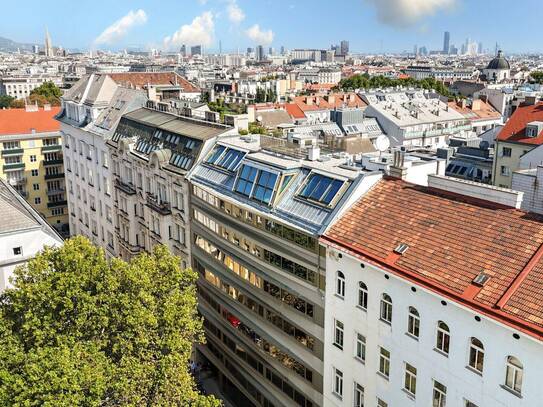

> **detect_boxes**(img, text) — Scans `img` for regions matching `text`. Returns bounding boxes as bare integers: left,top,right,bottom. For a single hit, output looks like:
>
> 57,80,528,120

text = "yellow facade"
0,132,68,236
492,140,535,188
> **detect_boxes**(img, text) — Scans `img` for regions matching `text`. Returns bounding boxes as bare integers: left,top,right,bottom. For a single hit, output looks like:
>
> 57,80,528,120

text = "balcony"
114,178,136,195
8,177,27,185
44,158,64,166
41,144,62,152
47,200,67,208
46,187,65,195
146,194,171,216
1,148,24,156
45,173,64,180
3,162,25,171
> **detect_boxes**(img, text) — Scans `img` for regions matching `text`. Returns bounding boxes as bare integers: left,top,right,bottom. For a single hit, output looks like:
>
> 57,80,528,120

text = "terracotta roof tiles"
323,178,543,339
0,107,61,136
497,102,543,144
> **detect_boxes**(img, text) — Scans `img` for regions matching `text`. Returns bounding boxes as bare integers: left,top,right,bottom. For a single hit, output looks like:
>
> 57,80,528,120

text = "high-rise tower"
443,31,450,54
44,28,53,57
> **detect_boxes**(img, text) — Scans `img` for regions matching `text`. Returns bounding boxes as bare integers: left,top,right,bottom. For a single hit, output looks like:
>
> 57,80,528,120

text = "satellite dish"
257,115,263,122
374,135,390,152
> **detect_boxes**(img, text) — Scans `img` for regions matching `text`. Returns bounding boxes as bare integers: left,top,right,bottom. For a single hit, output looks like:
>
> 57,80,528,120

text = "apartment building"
58,73,148,256
188,134,382,407
362,90,471,149
0,105,68,236
106,103,235,263
0,75,63,99
492,101,543,188
321,175,542,407
0,177,63,292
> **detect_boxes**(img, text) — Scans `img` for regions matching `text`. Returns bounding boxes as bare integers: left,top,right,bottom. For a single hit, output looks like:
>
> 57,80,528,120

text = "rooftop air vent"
472,272,490,287
393,243,409,255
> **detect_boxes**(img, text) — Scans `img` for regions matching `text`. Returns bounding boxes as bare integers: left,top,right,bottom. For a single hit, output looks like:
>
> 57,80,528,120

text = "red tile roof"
108,72,200,93
322,177,543,340
448,99,502,122
0,107,61,136
497,102,543,144
285,103,306,119
293,92,367,112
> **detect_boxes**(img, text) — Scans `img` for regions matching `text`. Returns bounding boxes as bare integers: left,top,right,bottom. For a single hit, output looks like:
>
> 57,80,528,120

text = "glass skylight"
299,173,344,205
253,171,278,204
234,164,279,205
235,165,258,197
205,146,245,171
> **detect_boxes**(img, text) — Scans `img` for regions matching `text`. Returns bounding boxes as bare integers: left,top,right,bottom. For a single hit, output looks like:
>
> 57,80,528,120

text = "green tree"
30,81,62,106
0,95,14,109
530,71,543,84
0,237,220,407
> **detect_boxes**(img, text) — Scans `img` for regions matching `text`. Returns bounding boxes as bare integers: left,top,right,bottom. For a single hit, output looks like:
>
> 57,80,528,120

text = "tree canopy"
530,71,543,84
336,74,452,98
29,81,62,106
0,237,220,407
0,95,14,109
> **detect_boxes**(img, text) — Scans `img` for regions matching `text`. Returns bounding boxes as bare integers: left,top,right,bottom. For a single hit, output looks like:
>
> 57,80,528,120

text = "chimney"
472,99,482,111
306,97,313,106
308,146,320,161
389,149,408,180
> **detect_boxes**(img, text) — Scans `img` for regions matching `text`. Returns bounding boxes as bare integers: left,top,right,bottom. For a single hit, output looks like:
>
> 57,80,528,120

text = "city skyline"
1,0,543,53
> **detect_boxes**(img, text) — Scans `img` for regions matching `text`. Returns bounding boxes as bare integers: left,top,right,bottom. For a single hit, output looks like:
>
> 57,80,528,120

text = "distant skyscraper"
255,45,265,62
340,40,349,55
180,44,186,57
413,44,418,56
280,46,285,55
246,47,254,56
33,45,39,54
478,42,484,55
44,28,53,57
443,31,450,54
268,47,274,56
190,45,202,56
219,40,222,55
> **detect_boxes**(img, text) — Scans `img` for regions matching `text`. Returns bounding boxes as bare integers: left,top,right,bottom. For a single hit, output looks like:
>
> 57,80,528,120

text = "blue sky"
2,0,542,53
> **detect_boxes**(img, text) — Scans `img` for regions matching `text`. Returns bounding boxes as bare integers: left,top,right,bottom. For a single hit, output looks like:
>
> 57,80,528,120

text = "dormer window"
526,122,543,138
526,126,538,138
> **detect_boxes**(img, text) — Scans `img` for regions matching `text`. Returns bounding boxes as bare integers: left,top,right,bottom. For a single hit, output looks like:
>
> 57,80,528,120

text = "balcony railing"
47,200,67,208
41,144,62,152
44,173,64,180
46,187,65,195
3,162,25,171
146,194,172,216
1,148,24,156
114,178,136,195
44,158,64,166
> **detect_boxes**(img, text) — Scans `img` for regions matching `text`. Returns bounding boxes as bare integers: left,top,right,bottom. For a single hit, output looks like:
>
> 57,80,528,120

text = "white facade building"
0,75,63,99
58,74,148,257
321,175,543,407
0,178,63,292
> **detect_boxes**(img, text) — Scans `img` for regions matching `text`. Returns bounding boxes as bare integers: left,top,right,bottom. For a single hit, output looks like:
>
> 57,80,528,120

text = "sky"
1,0,542,54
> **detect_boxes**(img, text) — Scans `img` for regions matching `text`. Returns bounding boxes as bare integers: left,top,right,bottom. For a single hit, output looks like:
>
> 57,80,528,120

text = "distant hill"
0,36,39,52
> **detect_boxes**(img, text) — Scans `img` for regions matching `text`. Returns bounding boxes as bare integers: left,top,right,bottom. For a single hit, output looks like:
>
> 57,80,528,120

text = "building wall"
0,131,68,234
62,123,117,257
492,141,534,188
322,248,543,407
0,228,62,292
512,167,543,214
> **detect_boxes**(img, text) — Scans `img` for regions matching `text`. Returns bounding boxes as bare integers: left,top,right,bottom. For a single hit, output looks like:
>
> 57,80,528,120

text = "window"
358,282,368,310
404,363,417,397
31,169,38,177
504,356,523,394
34,197,41,204
353,382,364,407
377,399,388,407
355,333,366,362
253,170,278,204
465,401,479,407
30,155,37,162
216,148,245,171
336,271,345,297
433,380,446,407
468,337,485,373
502,147,512,157
235,165,258,197
334,320,344,350
33,183,39,191
299,173,344,205
407,307,420,338
436,321,450,355
333,368,343,398
13,246,22,256
379,347,390,378
500,165,510,176
380,294,392,324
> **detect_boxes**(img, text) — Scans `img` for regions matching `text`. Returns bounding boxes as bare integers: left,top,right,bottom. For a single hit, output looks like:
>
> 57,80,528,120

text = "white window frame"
358,281,368,310
407,306,420,338
333,367,343,398
353,382,364,407
355,332,366,362
504,356,523,395
380,293,392,324
436,321,450,355
334,319,344,350
468,337,485,373
433,380,447,407
336,271,345,298
379,347,390,378
404,363,417,397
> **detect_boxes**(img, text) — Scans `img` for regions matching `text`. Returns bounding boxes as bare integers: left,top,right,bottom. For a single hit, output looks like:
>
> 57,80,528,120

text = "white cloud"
94,9,147,45
198,0,208,4
364,0,456,27
227,1,245,24
163,12,215,49
245,24,274,46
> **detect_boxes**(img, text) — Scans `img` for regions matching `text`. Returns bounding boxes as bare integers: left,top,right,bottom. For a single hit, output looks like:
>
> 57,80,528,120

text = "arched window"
358,282,368,310
336,271,345,298
380,294,392,324
407,307,420,338
436,321,450,354
505,356,523,394
468,337,485,373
